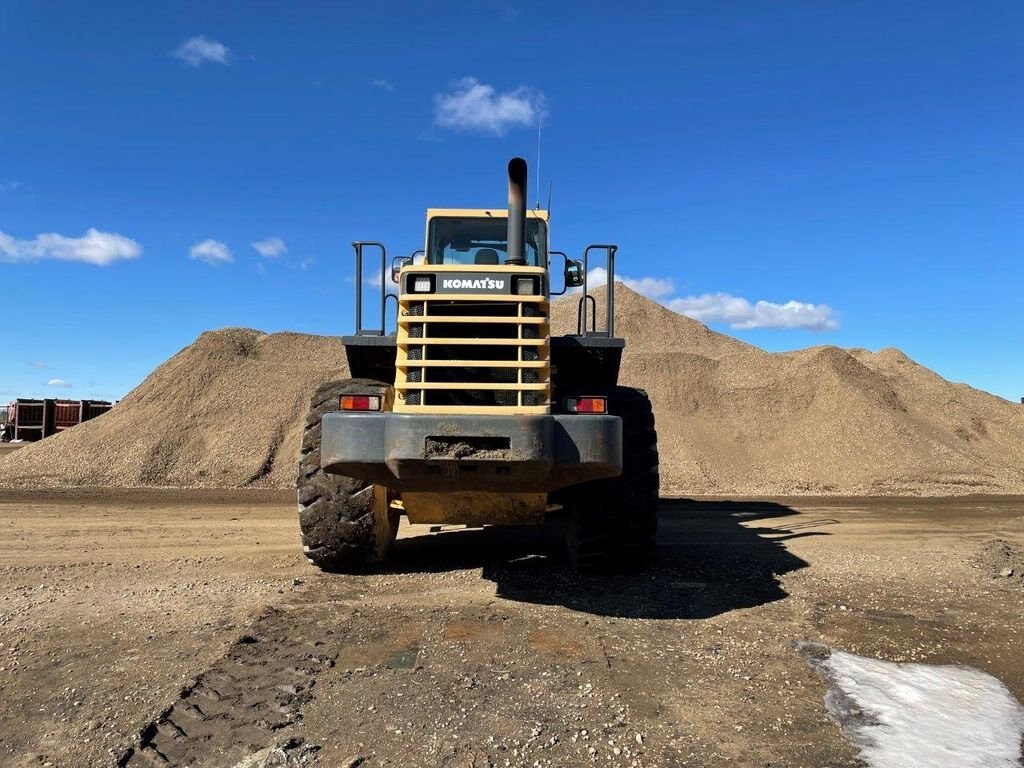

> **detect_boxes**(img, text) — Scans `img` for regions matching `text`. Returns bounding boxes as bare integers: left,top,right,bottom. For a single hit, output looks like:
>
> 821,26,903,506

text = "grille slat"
395,290,550,412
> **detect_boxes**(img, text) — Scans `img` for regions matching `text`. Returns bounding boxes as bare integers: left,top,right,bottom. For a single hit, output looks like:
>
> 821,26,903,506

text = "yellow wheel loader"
298,158,658,572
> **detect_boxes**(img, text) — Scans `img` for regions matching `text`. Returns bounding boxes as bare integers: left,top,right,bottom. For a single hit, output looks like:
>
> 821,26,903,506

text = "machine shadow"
388,499,825,620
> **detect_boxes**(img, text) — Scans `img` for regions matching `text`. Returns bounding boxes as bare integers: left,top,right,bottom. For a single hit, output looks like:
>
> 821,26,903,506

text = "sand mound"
552,285,1024,496
0,329,346,489
3,285,1023,495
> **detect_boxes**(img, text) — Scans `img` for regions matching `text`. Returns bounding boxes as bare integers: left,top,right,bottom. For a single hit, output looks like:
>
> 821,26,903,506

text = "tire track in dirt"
117,606,338,767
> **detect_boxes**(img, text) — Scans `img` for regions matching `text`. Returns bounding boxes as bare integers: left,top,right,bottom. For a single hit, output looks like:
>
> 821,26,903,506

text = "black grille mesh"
425,389,518,407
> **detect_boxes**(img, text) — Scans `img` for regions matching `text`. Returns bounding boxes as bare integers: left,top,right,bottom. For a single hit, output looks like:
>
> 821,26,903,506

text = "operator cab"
425,209,549,267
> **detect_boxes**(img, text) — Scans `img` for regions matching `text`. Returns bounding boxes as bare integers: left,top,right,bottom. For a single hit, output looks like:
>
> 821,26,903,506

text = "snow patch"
797,642,1024,768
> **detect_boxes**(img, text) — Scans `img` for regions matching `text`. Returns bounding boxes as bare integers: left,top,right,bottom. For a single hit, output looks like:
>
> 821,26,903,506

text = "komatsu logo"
441,277,505,290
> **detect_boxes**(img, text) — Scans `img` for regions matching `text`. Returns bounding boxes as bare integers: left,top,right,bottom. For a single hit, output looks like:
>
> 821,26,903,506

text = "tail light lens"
564,396,607,414
340,395,382,411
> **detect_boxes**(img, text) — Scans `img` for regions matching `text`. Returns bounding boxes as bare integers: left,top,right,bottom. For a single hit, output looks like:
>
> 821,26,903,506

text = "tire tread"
296,378,395,572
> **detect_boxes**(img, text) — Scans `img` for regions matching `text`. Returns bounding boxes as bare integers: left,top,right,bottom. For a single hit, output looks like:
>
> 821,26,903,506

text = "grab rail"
353,241,387,336
577,244,618,337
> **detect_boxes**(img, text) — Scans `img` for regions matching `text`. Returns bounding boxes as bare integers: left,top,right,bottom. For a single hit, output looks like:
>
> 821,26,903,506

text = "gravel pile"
552,285,1024,496
0,329,346,489
3,285,1023,495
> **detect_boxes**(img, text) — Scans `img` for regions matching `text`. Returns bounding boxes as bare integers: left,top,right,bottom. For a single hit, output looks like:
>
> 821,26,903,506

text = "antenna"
535,117,542,209
546,180,553,218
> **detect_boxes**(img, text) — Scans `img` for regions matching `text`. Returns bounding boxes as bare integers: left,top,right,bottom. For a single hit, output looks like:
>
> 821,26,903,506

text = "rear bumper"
321,412,622,493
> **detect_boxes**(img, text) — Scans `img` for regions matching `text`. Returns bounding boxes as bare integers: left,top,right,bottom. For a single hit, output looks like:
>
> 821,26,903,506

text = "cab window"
427,216,547,267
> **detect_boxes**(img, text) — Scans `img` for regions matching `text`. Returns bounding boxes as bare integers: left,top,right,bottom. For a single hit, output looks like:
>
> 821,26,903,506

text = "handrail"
577,294,597,335
384,293,399,336
353,241,387,335
579,244,618,337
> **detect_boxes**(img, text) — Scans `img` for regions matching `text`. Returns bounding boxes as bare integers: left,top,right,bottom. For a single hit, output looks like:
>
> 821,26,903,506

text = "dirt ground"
0,490,1022,768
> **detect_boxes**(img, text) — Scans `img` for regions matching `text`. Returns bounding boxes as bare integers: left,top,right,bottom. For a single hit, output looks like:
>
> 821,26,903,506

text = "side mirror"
565,259,584,288
391,257,412,283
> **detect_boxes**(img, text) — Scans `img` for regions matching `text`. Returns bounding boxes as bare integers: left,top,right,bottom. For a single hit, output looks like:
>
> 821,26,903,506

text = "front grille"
395,293,550,413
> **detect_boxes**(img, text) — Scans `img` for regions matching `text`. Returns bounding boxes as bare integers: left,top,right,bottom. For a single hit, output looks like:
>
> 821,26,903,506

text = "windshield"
427,216,547,267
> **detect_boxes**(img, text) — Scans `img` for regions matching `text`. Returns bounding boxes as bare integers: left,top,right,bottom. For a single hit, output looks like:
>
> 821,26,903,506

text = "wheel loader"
297,158,658,572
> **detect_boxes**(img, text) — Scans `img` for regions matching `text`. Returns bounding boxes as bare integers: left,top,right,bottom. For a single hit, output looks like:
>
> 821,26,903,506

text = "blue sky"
1,1,1021,402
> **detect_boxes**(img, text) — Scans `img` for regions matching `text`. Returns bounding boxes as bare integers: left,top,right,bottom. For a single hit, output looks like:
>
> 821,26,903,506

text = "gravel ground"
1,490,1022,767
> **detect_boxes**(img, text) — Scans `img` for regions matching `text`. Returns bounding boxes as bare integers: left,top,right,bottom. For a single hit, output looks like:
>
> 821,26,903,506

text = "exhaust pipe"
506,157,527,266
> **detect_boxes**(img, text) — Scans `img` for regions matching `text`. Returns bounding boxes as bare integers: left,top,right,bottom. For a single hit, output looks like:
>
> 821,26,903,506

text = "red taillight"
340,395,382,412
564,396,607,414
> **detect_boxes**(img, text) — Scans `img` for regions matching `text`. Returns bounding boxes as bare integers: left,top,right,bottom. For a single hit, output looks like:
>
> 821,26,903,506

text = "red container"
82,400,113,422
11,399,46,441
4,398,113,440
53,400,83,432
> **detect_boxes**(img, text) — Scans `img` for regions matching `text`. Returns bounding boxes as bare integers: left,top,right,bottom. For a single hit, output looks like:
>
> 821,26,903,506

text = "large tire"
297,379,398,573
564,386,660,572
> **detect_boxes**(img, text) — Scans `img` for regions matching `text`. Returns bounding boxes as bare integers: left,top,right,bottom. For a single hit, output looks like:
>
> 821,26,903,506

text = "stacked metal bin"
2,398,113,441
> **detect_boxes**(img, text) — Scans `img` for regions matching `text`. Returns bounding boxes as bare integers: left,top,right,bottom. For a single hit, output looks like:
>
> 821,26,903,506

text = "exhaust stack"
506,157,527,265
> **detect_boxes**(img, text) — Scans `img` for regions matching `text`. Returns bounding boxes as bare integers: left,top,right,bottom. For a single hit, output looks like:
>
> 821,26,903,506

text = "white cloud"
666,293,838,331
251,236,287,258
46,378,72,388
584,269,838,331
372,78,396,92
586,267,674,300
189,239,233,266
172,36,230,67
30,361,49,369
285,255,316,271
0,180,22,194
0,228,142,266
434,77,544,136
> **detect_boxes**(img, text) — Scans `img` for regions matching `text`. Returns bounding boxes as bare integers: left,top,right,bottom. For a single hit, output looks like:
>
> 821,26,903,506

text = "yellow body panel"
400,491,547,525
426,208,549,221
401,263,549,277
396,381,548,391
402,315,546,324
400,337,547,347
393,404,549,415
398,359,548,368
